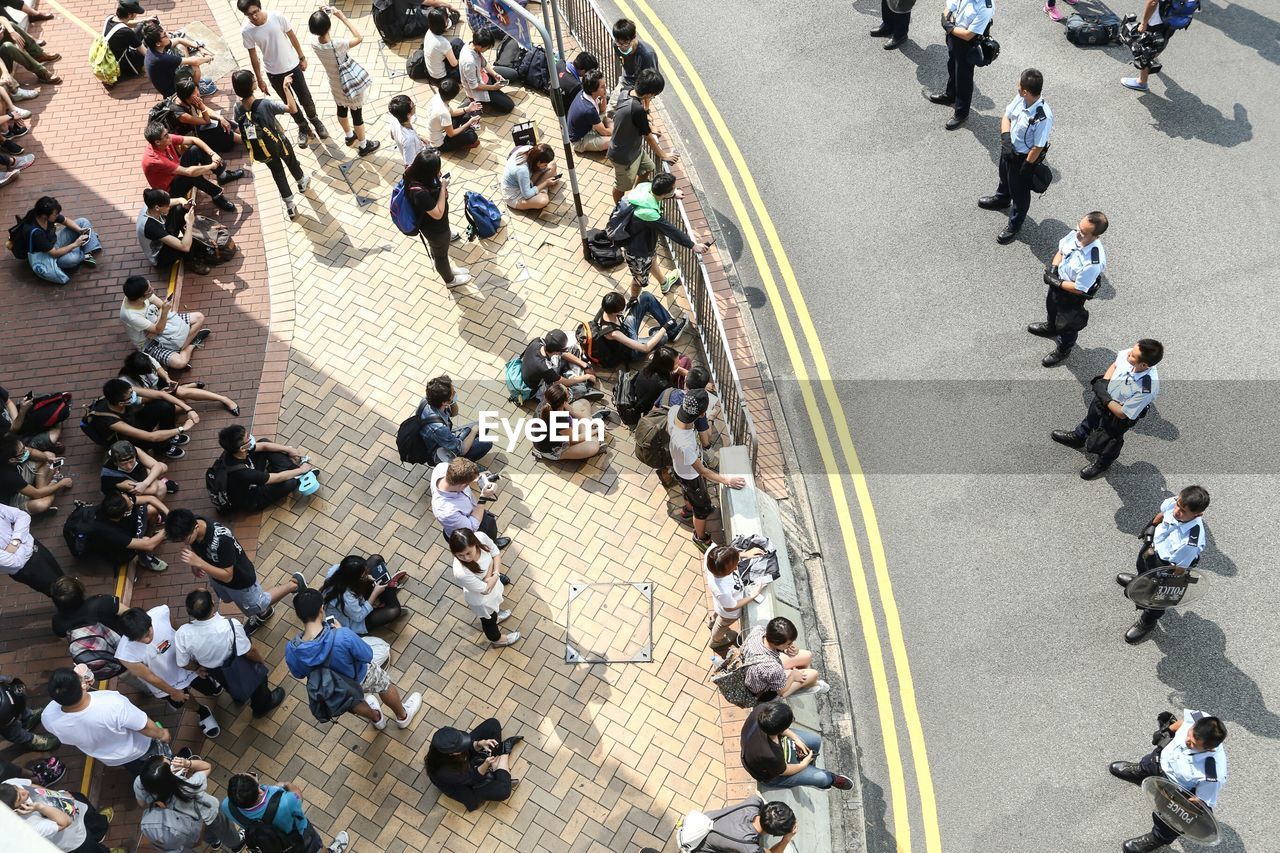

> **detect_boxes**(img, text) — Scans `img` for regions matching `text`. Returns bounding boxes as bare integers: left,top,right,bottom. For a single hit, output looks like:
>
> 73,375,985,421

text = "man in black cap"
424,720,522,811
103,1,150,80
668,386,746,552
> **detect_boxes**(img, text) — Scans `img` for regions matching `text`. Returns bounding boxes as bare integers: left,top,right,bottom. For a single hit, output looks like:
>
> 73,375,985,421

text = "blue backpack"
389,179,420,235
464,191,503,240
1159,0,1199,29
505,356,534,404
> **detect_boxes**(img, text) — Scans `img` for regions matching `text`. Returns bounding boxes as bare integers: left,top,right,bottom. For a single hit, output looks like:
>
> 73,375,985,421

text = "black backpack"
576,313,631,369
406,48,428,80
395,403,448,464
518,46,551,92
147,96,181,132
7,217,34,260
62,501,98,559
79,398,121,446
495,35,526,79
614,371,642,426
373,0,429,44
585,228,623,268
206,454,252,513
230,790,308,853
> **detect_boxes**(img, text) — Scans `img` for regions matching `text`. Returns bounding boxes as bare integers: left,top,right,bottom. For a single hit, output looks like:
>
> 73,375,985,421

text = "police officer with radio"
1115,485,1208,643
1109,709,1227,852
1051,339,1162,479
923,0,994,130
1028,212,1108,367
978,68,1053,244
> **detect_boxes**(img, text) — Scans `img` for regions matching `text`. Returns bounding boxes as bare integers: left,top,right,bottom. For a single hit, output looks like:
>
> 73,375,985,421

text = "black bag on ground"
374,0,428,44
614,371,642,426
147,96,181,132
1066,12,1121,45
406,48,428,80
518,46,551,92
63,502,98,558
585,228,624,268
495,35,526,79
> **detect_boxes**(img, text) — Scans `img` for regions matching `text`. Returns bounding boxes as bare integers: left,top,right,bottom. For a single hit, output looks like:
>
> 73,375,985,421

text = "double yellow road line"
614,1,942,850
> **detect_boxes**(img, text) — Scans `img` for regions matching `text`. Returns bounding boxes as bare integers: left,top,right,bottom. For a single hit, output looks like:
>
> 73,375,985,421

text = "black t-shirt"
27,216,65,254
195,519,256,589
104,17,144,69
739,704,787,782
88,506,141,561
520,339,558,391
633,371,672,416
407,182,451,237
224,454,269,511
425,755,500,812
100,463,147,496
52,594,124,638
0,462,27,505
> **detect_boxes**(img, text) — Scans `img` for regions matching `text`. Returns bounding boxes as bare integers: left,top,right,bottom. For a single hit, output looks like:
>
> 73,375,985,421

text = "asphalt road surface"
596,0,1280,850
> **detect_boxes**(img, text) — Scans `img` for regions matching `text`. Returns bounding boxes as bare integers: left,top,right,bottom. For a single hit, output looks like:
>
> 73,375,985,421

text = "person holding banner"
1109,709,1227,852
1115,485,1208,644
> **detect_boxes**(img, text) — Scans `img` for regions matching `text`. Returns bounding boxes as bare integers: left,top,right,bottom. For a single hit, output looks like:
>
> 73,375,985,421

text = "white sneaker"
327,830,350,853
284,197,298,219
0,170,17,187
394,692,422,729
792,679,831,698
365,694,386,730
12,88,39,102
450,229,462,242
297,174,311,194
10,105,30,119
496,609,512,623
12,154,35,171
491,631,520,648
446,272,472,288
452,266,469,275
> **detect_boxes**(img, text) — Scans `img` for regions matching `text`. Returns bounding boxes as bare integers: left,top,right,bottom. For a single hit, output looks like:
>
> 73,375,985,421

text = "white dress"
450,531,503,617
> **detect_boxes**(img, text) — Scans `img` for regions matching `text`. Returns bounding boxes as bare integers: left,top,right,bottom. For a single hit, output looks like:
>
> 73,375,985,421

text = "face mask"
616,42,633,55
128,391,140,406
246,435,257,452
16,450,30,464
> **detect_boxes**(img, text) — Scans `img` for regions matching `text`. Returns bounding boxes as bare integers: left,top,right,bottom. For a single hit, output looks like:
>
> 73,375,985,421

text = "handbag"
213,621,267,704
710,648,775,709
336,49,372,101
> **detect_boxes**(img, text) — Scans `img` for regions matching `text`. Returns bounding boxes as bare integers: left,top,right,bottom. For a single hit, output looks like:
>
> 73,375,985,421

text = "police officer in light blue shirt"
924,0,994,129
1051,339,1162,479
1109,709,1227,852
978,68,1053,244
1115,485,1209,642
1028,211,1108,367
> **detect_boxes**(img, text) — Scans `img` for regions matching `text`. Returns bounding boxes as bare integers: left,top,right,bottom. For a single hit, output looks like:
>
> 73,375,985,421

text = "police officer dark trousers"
1052,340,1162,479
1109,710,1227,853
1028,212,1108,366
924,0,993,129
979,69,1053,244
871,0,911,50
1116,486,1208,643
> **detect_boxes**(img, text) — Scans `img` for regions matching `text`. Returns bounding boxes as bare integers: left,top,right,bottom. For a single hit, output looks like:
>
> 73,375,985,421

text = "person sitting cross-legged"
529,384,607,463
284,590,422,732
12,196,102,285
425,77,480,154
501,143,558,213
99,439,176,499
214,424,315,513
89,491,169,573
119,276,211,371
425,720,524,811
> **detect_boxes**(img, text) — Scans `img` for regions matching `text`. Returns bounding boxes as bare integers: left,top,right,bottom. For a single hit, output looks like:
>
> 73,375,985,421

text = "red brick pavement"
0,0,271,842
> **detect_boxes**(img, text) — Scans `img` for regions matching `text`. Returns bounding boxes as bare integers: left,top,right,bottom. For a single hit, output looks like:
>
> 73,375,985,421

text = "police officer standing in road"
1051,339,1162,479
979,68,1053,244
871,0,911,51
923,0,994,129
1116,485,1208,643
1109,709,1227,852
1028,211,1108,367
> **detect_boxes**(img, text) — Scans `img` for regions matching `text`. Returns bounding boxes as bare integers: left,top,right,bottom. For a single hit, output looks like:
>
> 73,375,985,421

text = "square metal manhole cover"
565,581,654,664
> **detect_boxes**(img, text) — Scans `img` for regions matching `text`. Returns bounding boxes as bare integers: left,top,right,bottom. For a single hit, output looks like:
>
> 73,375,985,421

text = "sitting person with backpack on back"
680,797,799,853
591,290,688,365
11,196,103,285
1121,0,1197,92
88,492,169,573
211,424,314,513
232,68,311,220
82,377,198,460
608,172,714,299
418,374,493,464
284,589,422,731
222,771,348,853
103,1,149,82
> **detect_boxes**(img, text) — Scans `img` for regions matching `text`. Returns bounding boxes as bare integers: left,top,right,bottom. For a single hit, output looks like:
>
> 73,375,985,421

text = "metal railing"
554,0,760,465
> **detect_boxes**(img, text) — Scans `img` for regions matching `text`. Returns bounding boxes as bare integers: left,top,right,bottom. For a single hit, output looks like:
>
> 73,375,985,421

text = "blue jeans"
762,728,835,790
29,217,101,284
625,291,675,342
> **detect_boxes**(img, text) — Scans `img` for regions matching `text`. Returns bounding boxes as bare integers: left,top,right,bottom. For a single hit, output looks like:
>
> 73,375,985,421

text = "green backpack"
89,35,121,86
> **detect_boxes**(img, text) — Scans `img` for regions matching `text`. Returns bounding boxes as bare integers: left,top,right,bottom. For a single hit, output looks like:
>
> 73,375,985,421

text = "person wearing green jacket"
607,172,714,299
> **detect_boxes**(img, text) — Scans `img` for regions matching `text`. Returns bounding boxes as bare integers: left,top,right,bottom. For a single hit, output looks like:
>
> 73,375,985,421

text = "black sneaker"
212,193,236,212
244,615,263,636
252,686,286,718
165,444,186,459
192,329,212,347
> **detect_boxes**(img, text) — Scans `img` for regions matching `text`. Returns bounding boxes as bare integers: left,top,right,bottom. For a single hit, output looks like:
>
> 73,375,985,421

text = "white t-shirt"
2,781,88,851
423,31,453,79
387,116,425,168
667,406,702,481
174,613,251,670
425,94,453,148
41,691,152,766
116,604,196,698
704,549,747,619
450,531,503,616
458,45,490,103
119,299,190,352
242,11,298,76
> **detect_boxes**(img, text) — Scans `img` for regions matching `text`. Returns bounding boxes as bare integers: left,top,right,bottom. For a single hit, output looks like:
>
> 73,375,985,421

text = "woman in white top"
501,143,559,211
449,529,519,648
422,7,462,83
386,94,427,169
308,8,380,157
703,544,762,659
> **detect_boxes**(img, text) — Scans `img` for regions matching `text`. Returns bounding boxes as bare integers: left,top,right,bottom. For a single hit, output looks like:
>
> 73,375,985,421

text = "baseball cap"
118,0,146,14
677,388,709,424
431,727,473,754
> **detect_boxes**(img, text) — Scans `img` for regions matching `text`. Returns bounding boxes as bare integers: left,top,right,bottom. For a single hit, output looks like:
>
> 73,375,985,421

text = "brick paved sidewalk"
0,1,788,850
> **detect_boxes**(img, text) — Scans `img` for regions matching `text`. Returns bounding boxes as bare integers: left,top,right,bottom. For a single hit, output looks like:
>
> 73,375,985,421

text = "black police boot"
885,35,907,50
1108,761,1146,785
1026,322,1054,337
1125,616,1157,644
977,195,1011,210
1042,347,1070,367
1081,460,1111,480
870,26,892,36
996,224,1021,245
1122,832,1168,852
924,88,955,105
1116,573,1136,587
945,112,968,130
1051,430,1085,449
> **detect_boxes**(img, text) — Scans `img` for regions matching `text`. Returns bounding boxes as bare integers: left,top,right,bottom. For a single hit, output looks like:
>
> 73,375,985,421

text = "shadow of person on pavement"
1198,0,1280,66
1106,460,1169,534
1134,74,1253,147
1154,610,1280,739
1024,216,1070,264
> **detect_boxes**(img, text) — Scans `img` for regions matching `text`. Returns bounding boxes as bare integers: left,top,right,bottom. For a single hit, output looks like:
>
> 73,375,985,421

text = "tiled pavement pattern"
0,1,795,851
